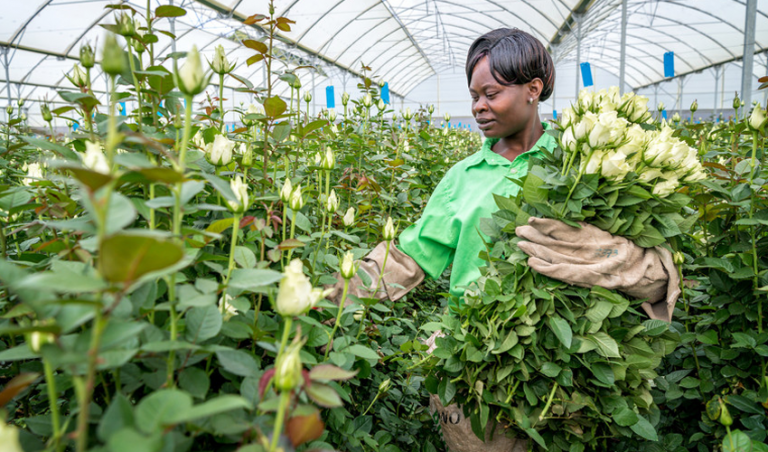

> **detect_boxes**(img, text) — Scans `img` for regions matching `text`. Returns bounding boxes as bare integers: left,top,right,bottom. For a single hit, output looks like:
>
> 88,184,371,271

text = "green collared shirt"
398,122,556,305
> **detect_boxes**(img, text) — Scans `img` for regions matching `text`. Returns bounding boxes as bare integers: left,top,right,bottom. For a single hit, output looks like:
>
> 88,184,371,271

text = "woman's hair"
465,28,555,102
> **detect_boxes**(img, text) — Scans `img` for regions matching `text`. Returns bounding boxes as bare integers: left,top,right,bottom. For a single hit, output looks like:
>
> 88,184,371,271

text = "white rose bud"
321,146,335,170
209,44,235,75
206,134,235,166
177,45,209,96
574,113,596,140
289,184,305,211
0,421,24,452
363,94,373,108
303,91,312,103
672,112,681,123
328,109,337,122
561,127,576,153
341,92,350,106
274,340,302,391
218,294,238,321
27,330,55,353
673,251,685,265
69,63,88,87
748,105,766,132
403,107,413,120
275,259,331,317
657,102,665,112
428,104,435,114
444,112,451,122
227,175,249,213
340,251,356,280
382,216,397,241
343,207,355,227
83,141,110,174
280,178,293,203
377,99,386,110
23,162,43,185
378,378,391,393
690,99,698,113
326,189,339,213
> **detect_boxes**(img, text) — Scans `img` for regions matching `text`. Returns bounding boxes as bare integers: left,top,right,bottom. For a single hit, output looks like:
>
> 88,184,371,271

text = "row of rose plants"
0,2,478,452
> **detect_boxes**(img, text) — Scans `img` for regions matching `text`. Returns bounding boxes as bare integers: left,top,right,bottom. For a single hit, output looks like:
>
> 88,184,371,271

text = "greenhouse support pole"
552,44,557,113
169,0,176,54
713,66,720,118
575,14,581,100
741,0,757,108
653,84,658,117
311,68,316,116
721,64,726,112
437,73,441,116
619,0,627,95
2,46,10,110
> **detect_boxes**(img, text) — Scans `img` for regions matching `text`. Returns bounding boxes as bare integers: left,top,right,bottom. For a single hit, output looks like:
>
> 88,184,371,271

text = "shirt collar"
475,121,555,167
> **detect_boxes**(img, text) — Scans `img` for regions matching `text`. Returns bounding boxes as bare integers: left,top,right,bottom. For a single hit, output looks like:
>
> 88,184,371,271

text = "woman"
331,28,679,452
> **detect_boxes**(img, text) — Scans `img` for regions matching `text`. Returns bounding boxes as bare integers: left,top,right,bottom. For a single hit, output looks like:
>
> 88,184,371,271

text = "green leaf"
215,349,259,377
541,362,562,377
438,377,456,406
16,269,108,294
492,329,518,355
155,5,186,16
99,232,185,285
179,367,210,400
98,394,135,442
725,394,763,415
629,415,658,441
306,382,343,408
722,430,753,452
634,225,666,248
613,406,639,427
228,269,283,292
108,428,163,452
347,344,380,361
309,364,359,381
522,173,548,210
21,136,79,160
591,362,615,385
548,316,572,349
525,428,547,449
185,305,222,342
642,319,669,336
170,395,252,424
588,332,621,358
264,96,287,117
134,389,193,433
234,246,257,269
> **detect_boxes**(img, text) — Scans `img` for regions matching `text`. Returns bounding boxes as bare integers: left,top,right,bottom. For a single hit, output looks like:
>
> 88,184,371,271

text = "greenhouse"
0,0,767,451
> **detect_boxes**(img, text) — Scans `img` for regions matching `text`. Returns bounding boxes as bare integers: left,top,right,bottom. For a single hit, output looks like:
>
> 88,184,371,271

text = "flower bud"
209,44,235,75
321,146,335,170
444,112,451,122
733,93,740,110
303,91,312,103
27,330,55,353
177,45,209,96
68,63,88,87
83,141,110,174
40,103,53,123
326,189,339,213
377,99,385,110
719,401,733,427
672,112,681,124
748,105,766,132
340,251,356,280
6,105,13,115
276,259,331,317
280,178,292,203
343,207,355,227
274,339,302,392
362,94,373,108
428,104,435,114
101,34,126,76
403,107,413,120
328,109,337,122
219,294,238,321
242,146,253,167
341,92,350,106
80,43,95,68
673,251,685,265
205,134,235,166
690,99,698,113
0,421,23,452
382,216,396,241
657,102,665,112
116,12,135,37
17,98,24,107
227,175,250,213
289,184,305,211
378,378,391,393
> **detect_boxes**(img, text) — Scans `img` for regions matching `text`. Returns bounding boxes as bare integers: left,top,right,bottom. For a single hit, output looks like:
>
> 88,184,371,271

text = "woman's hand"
515,217,680,321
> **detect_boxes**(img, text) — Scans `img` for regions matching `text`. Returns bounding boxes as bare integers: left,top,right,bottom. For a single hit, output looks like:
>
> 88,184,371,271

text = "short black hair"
466,28,555,102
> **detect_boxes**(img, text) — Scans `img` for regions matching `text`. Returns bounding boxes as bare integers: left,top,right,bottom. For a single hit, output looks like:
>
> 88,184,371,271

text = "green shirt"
398,122,556,305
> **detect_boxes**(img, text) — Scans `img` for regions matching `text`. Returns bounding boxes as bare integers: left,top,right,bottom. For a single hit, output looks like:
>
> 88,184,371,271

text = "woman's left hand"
515,217,680,321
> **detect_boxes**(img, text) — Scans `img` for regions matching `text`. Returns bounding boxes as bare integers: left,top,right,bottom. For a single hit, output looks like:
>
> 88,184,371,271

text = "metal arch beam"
633,48,768,91
62,4,126,57
548,0,598,47
396,66,438,95
327,16,392,67
667,1,764,48
380,0,435,74
426,0,552,43
294,0,346,42
564,43,660,87
380,51,430,88
373,48,425,84
191,0,407,98
8,0,55,46
310,2,381,60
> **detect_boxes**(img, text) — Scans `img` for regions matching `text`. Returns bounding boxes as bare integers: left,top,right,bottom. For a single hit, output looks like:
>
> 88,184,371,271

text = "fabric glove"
515,217,680,322
326,241,425,306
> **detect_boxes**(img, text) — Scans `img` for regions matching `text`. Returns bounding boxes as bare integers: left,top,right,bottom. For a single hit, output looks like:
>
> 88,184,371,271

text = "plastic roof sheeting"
1,0,766,125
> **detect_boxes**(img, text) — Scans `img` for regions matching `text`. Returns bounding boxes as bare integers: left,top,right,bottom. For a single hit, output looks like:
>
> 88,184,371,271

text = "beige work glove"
515,217,680,322
326,241,425,306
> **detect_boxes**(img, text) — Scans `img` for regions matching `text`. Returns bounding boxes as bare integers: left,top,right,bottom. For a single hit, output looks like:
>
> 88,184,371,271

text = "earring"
528,98,534,104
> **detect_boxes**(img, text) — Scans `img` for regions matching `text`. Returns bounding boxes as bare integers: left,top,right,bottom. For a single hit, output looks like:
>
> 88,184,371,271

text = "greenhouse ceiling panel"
0,0,766,104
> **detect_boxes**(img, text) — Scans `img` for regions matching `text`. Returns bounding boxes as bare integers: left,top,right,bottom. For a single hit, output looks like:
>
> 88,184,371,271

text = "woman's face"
469,56,535,139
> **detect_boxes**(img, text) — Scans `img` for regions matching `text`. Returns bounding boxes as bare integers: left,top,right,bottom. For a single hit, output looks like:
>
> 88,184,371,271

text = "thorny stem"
538,382,559,422
325,279,350,360
269,390,291,452
75,308,107,452
749,132,762,333
43,358,62,452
